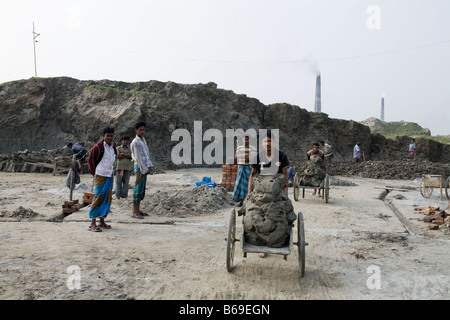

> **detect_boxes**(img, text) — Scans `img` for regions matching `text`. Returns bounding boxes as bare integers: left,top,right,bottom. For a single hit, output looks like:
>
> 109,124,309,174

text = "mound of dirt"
142,186,234,217
9,206,40,219
294,160,450,180
173,173,200,184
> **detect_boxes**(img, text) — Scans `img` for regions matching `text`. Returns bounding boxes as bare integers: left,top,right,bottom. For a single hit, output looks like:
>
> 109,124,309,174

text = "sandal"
98,220,111,229
131,212,144,219
88,224,102,232
139,211,149,216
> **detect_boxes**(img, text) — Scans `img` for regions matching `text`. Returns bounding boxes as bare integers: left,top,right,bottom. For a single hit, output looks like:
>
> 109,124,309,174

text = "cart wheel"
420,177,433,198
297,212,306,278
293,173,300,202
324,174,330,203
226,208,237,272
445,176,450,200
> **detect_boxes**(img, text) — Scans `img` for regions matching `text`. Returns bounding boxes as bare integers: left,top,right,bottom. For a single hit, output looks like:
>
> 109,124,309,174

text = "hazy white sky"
1,0,449,135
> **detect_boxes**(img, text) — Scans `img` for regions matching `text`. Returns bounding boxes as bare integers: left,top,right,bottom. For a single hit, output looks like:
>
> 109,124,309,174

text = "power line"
37,28,450,64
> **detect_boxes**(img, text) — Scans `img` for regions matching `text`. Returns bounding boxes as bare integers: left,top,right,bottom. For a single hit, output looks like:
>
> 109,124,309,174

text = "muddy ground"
0,168,449,302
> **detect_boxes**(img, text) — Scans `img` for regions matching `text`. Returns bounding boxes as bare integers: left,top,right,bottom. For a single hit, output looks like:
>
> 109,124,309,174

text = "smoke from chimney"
314,74,321,112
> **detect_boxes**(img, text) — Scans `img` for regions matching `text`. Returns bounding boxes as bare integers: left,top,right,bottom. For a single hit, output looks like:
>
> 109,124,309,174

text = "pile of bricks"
219,164,238,192
415,205,450,230
62,199,80,214
83,192,95,204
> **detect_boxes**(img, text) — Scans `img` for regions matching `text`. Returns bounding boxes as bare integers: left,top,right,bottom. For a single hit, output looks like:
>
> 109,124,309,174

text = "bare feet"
259,253,266,258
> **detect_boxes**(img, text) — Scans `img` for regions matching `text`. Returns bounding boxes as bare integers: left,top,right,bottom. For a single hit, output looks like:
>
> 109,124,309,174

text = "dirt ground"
0,168,449,300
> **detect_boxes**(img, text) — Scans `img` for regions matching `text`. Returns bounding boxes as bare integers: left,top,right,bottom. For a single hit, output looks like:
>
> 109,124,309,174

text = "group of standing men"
85,121,153,232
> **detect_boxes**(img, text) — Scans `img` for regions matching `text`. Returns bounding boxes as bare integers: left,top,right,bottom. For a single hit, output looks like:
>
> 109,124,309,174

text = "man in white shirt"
87,127,117,232
130,121,153,219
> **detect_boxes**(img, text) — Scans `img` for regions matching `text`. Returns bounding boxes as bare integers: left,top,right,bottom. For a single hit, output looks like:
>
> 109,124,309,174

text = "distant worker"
320,140,334,163
408,138,416,159
67,141,88,173
353,141,362,163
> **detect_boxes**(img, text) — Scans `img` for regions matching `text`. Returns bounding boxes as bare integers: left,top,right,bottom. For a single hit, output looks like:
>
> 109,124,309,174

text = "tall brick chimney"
381,97,385,121
314,74,321,112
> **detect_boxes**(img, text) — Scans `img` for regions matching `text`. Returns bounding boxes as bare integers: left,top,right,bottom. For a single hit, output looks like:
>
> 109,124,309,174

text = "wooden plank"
34,162,55,169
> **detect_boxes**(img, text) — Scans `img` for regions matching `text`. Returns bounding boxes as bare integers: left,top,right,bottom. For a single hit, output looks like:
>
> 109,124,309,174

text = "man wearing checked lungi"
130,121,153,219
87,127,117,232
233,135,256,207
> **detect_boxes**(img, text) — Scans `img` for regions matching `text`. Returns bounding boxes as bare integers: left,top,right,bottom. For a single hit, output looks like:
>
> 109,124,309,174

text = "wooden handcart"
420,174,450,200
293,173,330,203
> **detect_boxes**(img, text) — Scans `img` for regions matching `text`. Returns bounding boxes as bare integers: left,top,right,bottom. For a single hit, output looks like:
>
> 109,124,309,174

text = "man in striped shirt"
233,135,256,206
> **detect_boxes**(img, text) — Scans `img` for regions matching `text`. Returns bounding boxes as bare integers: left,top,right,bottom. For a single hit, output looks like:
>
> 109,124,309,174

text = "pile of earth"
142,186,234,217
293,160,450,180
1,206,41,219
172,173,201,184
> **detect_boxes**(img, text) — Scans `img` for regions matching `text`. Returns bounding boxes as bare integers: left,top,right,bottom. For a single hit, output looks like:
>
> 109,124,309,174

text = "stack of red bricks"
83,191,95,204
219,164,238,192
415,205,450,230
62,199,79,214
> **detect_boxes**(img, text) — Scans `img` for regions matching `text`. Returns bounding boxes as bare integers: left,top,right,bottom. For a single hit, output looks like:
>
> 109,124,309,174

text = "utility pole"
32,22,40,78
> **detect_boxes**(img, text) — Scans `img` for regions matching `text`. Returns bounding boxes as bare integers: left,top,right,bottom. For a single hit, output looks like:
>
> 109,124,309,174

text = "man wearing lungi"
87,127,117,232
130,121,153,219
233,135,256,207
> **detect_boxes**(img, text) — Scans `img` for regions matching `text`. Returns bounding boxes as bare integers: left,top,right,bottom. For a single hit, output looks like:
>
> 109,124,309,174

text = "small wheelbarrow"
225,208,306,277
293,173,330,203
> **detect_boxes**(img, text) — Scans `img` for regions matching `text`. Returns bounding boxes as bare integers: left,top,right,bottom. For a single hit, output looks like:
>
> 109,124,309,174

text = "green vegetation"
380,122,428,139
362,117,449,144
424,135,450,145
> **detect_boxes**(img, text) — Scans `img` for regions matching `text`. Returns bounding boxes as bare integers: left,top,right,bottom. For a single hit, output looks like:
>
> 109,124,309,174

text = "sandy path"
0,169,449,300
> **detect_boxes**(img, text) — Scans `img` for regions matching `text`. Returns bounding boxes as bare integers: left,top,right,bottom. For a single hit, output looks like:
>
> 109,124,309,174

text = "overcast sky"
1,0,449,135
